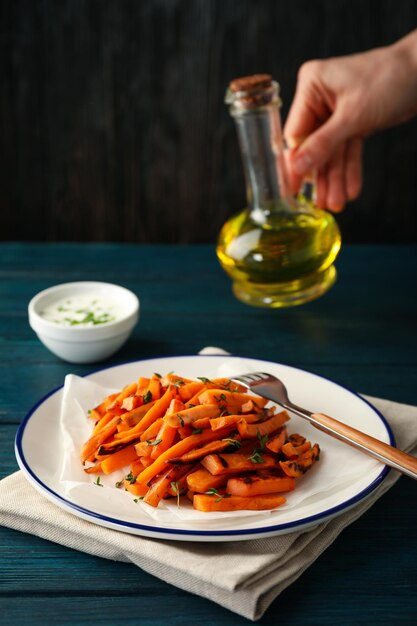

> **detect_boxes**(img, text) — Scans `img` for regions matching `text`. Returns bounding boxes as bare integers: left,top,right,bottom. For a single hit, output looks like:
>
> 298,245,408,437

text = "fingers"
314,153,345,212
284,91,321,148
316,167,328,210
288,110,349,178
345,137,363,200
326,144,347,212
284,140,304,194
312,137,363,212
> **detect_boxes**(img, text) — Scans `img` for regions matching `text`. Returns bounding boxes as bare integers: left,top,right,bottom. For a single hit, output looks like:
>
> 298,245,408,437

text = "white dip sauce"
40,294,124,326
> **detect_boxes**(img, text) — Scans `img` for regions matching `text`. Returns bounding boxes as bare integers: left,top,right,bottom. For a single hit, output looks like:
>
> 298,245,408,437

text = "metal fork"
232,372,417,480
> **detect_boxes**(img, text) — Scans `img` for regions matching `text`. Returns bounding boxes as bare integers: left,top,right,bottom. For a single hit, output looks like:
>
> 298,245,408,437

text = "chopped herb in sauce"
40,294,123,327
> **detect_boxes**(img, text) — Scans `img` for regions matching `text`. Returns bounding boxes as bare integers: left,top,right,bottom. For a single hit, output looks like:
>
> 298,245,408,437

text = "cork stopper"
229,74,273,94
226,74,279,111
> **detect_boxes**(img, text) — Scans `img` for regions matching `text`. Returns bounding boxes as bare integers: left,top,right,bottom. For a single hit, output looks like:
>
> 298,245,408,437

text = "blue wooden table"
1,243,416,625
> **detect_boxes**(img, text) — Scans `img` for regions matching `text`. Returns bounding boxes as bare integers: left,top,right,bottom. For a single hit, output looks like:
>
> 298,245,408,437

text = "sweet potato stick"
237,410,290,439
163,403,220,428
198,389,269,412
201,452,276,475
115,387,175,440
108,383,137,409
209,413,259,431
168,438,239,464
226,474,295,496
193,493,287,512
118,401,157,429
80,415,120,464
186,468,228,493
101,445,138,475
150,421,178,459
136,427,233,485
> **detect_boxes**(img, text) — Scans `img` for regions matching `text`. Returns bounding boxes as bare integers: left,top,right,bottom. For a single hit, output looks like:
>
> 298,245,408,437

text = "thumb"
289,110,351,177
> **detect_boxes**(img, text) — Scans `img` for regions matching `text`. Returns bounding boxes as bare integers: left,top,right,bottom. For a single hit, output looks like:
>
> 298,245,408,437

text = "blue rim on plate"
14,355,394,541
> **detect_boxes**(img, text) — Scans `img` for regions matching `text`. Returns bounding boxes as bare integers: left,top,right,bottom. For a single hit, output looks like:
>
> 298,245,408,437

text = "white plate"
15,355,393,542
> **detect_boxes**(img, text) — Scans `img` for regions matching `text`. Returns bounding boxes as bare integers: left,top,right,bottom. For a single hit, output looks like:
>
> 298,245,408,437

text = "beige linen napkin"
1,353,417,620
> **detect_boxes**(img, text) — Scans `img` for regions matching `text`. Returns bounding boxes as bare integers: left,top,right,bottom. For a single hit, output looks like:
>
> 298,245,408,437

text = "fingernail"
292,153,313,176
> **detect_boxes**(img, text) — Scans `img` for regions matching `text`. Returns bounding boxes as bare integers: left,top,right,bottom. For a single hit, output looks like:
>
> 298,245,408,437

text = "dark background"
1,0,417,244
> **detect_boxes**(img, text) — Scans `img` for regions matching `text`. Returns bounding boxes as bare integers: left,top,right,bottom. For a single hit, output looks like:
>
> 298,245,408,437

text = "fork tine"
232,372,270,385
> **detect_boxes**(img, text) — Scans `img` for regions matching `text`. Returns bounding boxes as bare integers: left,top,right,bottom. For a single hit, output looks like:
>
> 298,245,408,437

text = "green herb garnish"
68,311,115,326
146,438,162,446
247,430,268,463
224,438,241,449
143,390,153,404
205,488,231,503
248,451,265,464
171,481,181,507
125,471,137,484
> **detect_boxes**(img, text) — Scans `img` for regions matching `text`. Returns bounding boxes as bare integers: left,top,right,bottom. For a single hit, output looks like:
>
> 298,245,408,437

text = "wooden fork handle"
310,412,417,480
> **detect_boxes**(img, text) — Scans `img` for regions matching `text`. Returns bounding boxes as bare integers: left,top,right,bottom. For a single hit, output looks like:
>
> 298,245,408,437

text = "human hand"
284,30,417,212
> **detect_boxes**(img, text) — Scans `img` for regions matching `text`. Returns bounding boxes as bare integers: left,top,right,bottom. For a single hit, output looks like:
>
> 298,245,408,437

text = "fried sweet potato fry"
186,467,228,493
163,403,221,428
193,493,287,512
144,465,191,507
280,444,320,477
281,440,311,458
169,438,240,464
198,389,269,413
201,452,276,475
107,383,137,409
123,480,148,497
150,421,178,459
178,381,205,402
121,395,143,412
80,415,120,464
101,445,138,475
209,413,259,431
226,473,295,496
237,410,290,439
92,411,121,436
116,387,175,440
118,401,157,428
265,427,287,453
88,393,118,420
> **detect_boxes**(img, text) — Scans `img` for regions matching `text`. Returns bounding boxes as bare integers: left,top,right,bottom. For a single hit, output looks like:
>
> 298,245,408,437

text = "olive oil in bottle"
217,75,341,308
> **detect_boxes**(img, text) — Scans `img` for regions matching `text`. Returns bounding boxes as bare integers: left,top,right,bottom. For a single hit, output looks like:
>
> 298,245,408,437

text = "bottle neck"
233,104,293,216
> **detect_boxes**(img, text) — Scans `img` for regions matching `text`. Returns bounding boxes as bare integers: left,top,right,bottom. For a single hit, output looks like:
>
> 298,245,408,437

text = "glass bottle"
216,74,341,308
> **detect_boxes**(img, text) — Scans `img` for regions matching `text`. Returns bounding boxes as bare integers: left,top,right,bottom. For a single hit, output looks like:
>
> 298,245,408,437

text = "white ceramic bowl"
28,281,139,364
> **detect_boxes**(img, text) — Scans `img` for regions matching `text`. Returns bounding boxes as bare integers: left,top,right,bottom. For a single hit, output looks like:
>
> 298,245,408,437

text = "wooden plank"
0,243,416,625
